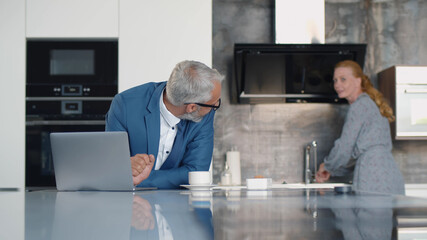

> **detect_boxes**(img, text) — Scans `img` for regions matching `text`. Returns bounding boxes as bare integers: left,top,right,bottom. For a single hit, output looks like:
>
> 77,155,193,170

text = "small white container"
226,150,241,185
220,160,232,186
246,178,272,190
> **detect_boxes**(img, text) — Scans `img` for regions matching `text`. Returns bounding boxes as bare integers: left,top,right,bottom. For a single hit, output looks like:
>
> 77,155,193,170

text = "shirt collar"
159,89,181,127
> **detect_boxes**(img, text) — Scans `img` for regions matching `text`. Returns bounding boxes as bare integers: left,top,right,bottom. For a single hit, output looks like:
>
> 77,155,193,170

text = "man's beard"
179,110,203,122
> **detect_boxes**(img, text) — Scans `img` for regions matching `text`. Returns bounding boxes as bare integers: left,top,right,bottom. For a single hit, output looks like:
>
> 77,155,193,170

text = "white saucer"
180,184,217,191
211,185,246,190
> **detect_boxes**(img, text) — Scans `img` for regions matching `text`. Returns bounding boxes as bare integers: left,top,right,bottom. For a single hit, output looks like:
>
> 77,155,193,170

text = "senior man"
106,60,223,189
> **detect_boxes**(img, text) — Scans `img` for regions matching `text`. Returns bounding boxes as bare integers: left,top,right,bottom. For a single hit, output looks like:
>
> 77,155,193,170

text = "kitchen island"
2,187,427,239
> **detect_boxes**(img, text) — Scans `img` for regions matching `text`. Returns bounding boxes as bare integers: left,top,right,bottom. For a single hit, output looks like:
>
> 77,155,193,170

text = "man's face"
180,81,222,122
179,109,204,122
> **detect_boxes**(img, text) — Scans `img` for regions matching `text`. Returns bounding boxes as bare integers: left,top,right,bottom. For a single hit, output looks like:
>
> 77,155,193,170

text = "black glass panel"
234,44,367,104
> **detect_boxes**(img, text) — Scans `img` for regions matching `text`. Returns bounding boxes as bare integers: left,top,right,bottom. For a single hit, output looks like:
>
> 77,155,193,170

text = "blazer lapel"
144,82,166,159
144,114,160,157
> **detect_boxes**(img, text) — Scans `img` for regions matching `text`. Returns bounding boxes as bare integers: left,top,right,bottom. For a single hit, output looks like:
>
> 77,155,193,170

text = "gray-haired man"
106,60,223,189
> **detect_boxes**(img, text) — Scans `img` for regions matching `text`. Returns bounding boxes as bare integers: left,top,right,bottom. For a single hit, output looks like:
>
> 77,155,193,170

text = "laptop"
50,131,155,191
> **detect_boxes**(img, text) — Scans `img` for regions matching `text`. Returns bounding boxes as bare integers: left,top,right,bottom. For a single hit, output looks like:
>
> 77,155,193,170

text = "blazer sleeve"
139,111,215,189
105,94,127,132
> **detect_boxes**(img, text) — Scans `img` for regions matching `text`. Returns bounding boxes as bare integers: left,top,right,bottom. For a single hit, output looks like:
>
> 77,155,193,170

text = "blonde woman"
315,60,405,195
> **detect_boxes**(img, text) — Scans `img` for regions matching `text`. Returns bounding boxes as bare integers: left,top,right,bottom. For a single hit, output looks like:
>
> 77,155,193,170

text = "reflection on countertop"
24,190,213,240
2,188,427,239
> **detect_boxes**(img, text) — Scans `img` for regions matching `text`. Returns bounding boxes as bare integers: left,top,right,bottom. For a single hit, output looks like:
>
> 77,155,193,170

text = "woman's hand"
315,163,331,183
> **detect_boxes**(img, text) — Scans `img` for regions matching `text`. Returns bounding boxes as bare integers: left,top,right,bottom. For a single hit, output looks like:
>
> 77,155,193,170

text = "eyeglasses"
185,98,221,111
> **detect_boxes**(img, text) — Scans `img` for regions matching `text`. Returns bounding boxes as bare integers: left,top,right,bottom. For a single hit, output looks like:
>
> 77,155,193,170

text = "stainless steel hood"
232,43,367,104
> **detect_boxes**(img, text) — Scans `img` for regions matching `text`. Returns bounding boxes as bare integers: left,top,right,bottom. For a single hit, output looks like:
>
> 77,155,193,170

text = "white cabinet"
118,0,212,92
378,66,427,140
26,0,212,91
0,0,25,189
405,184,427,199
26,0,119,38
0,192,24,240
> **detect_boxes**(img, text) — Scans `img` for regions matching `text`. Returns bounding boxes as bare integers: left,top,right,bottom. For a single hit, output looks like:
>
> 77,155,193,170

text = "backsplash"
211,0,427,184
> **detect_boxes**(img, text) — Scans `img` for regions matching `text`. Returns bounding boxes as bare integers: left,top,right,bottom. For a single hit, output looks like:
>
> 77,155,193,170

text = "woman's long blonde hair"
335,60,395,122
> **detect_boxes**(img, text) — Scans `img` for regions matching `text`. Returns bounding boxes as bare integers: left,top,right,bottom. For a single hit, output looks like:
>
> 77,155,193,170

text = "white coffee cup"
188,171,211,185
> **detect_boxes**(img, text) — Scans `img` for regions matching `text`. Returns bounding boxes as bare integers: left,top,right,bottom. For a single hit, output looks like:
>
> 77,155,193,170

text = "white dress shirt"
155,90,181,170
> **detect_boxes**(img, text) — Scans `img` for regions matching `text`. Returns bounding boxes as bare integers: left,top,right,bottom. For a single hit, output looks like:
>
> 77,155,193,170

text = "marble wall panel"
212,0,427,184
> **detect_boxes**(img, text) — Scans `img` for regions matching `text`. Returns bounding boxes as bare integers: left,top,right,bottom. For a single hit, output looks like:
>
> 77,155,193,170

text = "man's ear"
185,103,198,113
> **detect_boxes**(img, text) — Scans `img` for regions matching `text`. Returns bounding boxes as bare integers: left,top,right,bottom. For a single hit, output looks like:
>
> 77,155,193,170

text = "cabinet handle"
404,89,427,94
240,92,333,98
26,97,114,101
26,120,105,126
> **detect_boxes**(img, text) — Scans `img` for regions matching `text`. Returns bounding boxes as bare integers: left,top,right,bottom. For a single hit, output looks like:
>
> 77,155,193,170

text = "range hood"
232,43,367,104
229,0,366,104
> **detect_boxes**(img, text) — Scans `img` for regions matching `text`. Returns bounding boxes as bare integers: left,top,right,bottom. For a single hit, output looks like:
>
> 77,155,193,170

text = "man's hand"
315,163,331,183
131,154,155,185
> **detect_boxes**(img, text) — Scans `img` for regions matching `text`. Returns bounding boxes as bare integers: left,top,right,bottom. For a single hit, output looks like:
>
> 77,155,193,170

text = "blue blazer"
105,82,215,189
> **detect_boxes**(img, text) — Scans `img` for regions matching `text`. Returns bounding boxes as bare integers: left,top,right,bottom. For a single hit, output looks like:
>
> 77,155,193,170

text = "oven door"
396,84,427,139
26,120,105,187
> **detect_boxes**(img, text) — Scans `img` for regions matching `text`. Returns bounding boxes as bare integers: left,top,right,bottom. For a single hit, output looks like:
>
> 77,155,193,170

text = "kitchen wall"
211,0,427,184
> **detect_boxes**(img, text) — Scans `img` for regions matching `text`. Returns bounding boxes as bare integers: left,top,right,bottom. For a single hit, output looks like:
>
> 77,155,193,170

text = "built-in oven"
26,40,118,187
379,66,427,140
26,120,105,187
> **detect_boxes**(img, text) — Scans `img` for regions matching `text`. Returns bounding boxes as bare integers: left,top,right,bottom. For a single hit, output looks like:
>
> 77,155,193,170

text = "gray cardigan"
324,93,405,195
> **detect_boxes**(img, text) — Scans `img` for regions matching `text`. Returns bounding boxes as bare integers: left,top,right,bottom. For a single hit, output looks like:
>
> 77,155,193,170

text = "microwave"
232,44,367,104
26,40,118,97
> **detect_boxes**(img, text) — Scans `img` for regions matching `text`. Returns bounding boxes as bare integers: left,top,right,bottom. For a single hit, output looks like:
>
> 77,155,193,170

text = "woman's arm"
323,99,366,175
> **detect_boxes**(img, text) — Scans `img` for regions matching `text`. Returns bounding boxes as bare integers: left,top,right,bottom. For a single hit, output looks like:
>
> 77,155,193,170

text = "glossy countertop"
2,187,427,240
